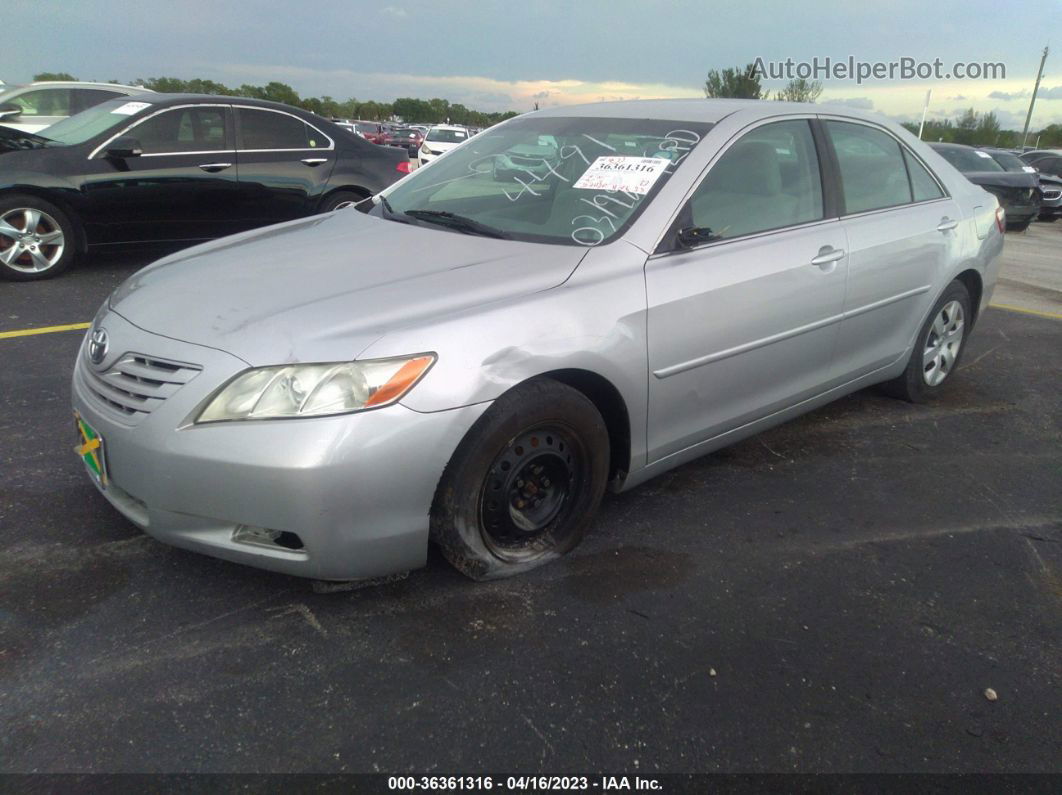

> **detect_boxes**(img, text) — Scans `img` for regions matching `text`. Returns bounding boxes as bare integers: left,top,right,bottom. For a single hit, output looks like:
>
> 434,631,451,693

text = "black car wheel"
431,378,610,580
320,190,369,213
0,194,76,281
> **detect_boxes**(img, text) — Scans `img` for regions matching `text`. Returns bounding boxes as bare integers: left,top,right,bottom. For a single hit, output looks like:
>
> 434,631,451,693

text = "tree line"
702,63,1061,148
31,72,521,127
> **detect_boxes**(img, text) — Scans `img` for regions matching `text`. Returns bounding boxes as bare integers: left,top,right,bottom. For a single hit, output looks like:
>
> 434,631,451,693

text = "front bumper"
71,311,489,580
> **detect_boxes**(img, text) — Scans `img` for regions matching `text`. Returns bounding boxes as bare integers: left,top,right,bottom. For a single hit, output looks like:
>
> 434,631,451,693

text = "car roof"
429,124,468,131
25,81,153,92
928,142,972,150
527,97,884,125
119,93,325,115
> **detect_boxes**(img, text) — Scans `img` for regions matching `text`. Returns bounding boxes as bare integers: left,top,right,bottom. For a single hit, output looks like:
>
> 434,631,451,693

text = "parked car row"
0,94,410,279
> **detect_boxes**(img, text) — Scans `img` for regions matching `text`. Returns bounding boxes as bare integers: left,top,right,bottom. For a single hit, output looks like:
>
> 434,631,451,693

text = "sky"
4,0,1061,129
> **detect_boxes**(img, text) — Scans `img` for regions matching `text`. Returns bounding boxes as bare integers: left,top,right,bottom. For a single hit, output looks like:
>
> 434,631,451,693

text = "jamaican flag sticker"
74,412,107,488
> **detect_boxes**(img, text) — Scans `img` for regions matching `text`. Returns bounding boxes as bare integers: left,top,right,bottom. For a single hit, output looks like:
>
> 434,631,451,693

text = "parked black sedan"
928,142,1041,231
0,94,411,279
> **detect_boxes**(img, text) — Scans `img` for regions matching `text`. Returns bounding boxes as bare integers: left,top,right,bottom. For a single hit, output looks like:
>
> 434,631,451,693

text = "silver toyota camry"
72,99,1004,582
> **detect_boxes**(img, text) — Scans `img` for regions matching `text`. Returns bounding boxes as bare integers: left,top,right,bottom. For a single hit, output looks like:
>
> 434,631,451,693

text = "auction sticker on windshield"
573,156,670,194
111,101,152,115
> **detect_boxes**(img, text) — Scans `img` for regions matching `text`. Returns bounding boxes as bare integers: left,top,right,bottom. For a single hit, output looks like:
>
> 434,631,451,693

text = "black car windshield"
986,151,1032,172
934,146,1005,173
378,116,712,247
37,98,154,146
426,128,468,143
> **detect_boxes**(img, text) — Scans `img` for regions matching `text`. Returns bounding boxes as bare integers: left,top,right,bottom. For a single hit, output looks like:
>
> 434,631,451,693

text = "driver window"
684,120,824,241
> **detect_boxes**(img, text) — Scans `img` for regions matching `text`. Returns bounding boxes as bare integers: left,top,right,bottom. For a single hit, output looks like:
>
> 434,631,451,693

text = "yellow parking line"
0,322,90,340
989,303,1062,321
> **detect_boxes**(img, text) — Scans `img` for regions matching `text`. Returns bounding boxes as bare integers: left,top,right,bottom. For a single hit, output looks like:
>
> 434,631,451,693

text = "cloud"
380,6,407,18
206,62,702,112
825,97,874,109
988,89,1029,101
948,95,967,101
1039,86,1062,100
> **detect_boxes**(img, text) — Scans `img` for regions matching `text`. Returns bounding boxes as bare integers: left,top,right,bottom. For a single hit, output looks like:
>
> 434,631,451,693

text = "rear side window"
237,108,329,150
134,107,229,154
684,119,824,240
903,150,944,202
826,121,912,214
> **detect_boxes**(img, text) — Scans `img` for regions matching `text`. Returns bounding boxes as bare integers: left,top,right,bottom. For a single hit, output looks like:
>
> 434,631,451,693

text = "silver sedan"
72,99,1004,582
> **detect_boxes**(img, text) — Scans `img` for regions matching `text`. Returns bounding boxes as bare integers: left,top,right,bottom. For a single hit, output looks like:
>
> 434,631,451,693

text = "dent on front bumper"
71,314,489,581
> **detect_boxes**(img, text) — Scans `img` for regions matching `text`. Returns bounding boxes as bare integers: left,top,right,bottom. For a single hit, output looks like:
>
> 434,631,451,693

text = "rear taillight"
396,161,411,174
995,206,1005,234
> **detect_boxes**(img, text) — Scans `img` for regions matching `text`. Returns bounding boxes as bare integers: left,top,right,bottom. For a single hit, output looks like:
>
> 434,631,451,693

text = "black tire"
880,280,972,403
319,190,368,213
430,378,610,580
0,193,77,280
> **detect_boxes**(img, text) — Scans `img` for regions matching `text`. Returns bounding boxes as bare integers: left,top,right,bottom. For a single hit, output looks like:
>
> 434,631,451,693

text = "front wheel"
431,379,610,580
0,194,77,280
881,280,972,403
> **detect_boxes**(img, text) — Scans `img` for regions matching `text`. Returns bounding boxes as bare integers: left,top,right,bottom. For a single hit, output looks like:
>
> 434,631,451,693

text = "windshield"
934,146,1004,174
378,115,713,247
426,128,468,143
40,98,152,145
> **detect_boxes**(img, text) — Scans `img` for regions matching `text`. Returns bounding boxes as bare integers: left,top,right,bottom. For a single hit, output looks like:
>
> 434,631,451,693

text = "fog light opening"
233,525,305,551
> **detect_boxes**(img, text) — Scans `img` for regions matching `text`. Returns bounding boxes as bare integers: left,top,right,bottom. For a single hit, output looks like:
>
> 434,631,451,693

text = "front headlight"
421,145,434,155
195,354,435,423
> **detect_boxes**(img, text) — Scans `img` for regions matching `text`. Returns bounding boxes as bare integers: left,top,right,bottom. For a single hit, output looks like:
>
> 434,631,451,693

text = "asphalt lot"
0,227,1059,774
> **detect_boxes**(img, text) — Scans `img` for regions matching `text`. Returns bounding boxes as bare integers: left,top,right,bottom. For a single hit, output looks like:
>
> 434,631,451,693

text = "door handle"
301,157,328,166
198,162,232,172
936,217,959,232
810,247,845,269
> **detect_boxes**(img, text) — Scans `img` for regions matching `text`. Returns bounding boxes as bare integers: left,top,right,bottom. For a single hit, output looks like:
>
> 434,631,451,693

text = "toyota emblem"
88,327,109,365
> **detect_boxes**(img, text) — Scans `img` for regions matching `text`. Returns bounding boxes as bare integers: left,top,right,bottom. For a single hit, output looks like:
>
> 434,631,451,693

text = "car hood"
109,210,586,366
962,171,1039,189
0,124,53,153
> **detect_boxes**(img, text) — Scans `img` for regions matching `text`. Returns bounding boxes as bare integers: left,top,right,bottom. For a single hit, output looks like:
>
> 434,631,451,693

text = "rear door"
80,103,239,243
821,118,960,380
645,118,847,462
233,107,337,228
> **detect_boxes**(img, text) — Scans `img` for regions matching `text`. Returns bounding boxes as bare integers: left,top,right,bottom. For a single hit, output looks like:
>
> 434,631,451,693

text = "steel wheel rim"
0,207,65,273
479,426,582,563
922,300,965,386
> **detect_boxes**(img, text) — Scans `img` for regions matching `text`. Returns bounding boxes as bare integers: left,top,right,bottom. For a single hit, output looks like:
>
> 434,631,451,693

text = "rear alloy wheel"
881,280,972,403
320,190,367,213
0,197,75,280
431,379,610,580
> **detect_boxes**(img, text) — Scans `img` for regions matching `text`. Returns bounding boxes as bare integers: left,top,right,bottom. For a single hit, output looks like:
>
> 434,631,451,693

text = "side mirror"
676,226,717,249
105,136,143,158
0,103,21,121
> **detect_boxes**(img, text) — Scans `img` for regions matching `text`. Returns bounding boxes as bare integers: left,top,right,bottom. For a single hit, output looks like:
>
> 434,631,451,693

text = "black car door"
79,104,239,244
232,107,337,228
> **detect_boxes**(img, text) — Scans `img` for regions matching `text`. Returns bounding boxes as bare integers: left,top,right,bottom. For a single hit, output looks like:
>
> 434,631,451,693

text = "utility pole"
917,89,932,139
1021,46,1049,150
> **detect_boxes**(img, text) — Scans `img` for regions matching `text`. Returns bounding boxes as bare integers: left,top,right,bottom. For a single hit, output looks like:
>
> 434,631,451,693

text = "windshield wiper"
403,209,510,239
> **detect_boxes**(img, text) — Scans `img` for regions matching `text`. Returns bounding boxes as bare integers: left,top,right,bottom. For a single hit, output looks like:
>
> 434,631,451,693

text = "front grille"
84,352,200,421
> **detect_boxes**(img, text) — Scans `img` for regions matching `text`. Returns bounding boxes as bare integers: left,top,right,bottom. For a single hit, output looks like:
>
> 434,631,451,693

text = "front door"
79,104,239,244
645,118,847,463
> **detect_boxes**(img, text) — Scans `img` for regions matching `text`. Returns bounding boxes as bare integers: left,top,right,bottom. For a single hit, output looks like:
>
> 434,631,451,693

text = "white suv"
0,81,153,134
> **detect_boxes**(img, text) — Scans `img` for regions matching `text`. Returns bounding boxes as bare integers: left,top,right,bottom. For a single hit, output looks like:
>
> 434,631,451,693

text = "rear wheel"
881,280,971,403
0,194,76,280
431,379,610,580
320,190,368,213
